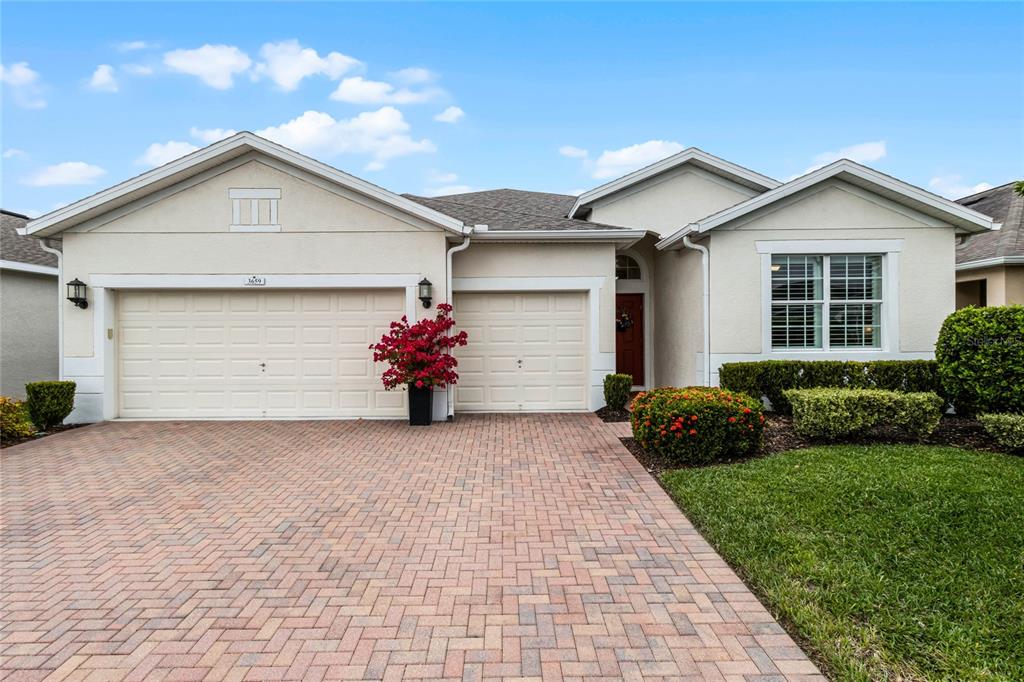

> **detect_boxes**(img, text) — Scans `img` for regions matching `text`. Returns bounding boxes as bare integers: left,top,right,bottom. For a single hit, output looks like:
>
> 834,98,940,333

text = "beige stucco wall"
707,180,957,360
0,269,59,398
652,245,703,386
452,242,616,354
956,265,1024,306
61,158,451,360
587,166,759,235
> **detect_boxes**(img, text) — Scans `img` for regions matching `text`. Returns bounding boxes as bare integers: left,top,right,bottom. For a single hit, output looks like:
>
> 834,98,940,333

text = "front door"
615,293,644,386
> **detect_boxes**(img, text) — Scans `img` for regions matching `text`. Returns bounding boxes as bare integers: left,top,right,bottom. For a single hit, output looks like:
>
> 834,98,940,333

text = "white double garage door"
118,289,588,418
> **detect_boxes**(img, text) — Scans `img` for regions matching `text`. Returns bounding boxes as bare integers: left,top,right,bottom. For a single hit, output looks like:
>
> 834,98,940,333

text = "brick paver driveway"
2,415,821,681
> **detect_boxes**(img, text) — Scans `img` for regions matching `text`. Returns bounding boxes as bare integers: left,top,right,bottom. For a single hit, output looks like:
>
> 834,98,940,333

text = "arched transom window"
616,254,642,280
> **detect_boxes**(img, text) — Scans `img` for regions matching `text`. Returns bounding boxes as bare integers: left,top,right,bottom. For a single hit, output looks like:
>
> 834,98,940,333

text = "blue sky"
2,2,1022,217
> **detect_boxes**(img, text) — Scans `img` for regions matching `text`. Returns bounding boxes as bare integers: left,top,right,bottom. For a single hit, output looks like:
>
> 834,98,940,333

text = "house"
20,133,997,423
1,209,60,398
955,182,1024,307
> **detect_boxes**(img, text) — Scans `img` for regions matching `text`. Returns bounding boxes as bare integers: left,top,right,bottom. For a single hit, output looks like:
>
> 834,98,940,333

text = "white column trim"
89,273,423,289
451,276,609,410
755,238,904,254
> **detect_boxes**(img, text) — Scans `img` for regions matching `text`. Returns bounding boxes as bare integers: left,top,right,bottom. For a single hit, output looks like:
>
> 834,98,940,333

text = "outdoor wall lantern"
418,278,433,308
66,278,89,309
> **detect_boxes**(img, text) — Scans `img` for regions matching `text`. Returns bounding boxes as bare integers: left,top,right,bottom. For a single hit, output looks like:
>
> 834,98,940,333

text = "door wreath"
616,309,634,332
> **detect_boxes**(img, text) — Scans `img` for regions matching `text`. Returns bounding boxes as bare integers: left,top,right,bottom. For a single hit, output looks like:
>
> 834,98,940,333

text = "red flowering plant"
630,386,764,465
369,303,469,390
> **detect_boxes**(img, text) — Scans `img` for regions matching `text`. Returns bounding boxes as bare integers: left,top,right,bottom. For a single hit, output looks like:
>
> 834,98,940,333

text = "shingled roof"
956,182,1024,265
1,210,58,269
404,189,630,232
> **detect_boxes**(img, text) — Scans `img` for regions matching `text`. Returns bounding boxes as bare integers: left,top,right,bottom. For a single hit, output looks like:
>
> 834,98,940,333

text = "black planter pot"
408,384,433,426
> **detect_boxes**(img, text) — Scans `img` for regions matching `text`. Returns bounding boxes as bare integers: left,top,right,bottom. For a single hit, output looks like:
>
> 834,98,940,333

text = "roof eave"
472,229,647,246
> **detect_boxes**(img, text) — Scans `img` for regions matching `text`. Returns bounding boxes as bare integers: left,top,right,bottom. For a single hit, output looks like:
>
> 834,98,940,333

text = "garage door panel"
454,292,587,412
118,289,406,418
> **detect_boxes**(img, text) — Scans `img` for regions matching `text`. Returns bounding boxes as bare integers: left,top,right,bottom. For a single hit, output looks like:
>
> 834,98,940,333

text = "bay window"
771,253,883,350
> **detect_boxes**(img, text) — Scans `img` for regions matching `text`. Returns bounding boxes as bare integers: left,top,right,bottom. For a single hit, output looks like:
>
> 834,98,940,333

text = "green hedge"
631,387,764,465
718,359,943,414
785,388,943,440
1,397,35,441
935,306,1024,416
603,373,632,411
25,381,76,431
978,413,1024,452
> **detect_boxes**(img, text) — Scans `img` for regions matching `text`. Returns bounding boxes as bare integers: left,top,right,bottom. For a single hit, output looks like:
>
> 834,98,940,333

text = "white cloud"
3,148,27,159
590,140,685,179
88,64,119,92
136,140,199,167
391,67,436,85
163,44,252,89
252,40,360,91
330,76,440,105
255,107,435,170
123,64,154,76
0,61,46,108
189,127,237,144
426,184,474,196
928,175,993,199
559,145,588,159
117,40,153,52
433,106,465,124
428,170,459,184
797,141,887,177
24,161,105,187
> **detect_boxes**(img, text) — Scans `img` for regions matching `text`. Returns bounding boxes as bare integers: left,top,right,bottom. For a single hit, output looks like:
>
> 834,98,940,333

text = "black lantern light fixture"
66,278,89,309
417,278,433,308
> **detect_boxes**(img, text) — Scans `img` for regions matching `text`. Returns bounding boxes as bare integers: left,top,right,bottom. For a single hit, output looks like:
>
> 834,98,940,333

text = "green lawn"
661,445,1024,681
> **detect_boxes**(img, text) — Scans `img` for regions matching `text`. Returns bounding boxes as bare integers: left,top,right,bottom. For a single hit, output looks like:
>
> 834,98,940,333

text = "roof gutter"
445,228,474,420
681,232,711,387
37,239,64,380
471,229,646,247
956,255,1024,271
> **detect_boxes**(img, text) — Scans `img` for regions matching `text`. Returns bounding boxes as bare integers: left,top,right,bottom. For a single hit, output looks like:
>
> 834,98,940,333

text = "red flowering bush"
370,303,468,390
631,387,764,465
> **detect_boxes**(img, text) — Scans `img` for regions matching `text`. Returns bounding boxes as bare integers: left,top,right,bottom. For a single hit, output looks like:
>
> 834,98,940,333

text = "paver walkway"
1,414,821,681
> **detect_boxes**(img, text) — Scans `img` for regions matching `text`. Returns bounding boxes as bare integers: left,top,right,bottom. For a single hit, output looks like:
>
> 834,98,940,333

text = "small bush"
631,387,764,465
1,397,35,441
936,306,1024,416
25,381,76,431
978,413,1024,452
603,373,632,411
786,388,943,440
719,359,944,414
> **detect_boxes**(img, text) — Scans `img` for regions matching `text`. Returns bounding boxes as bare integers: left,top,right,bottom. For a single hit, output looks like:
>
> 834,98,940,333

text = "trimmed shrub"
631,387,764,465
603,374,632,411
935,305,1024,416
719,359,944,414
978,413,1024,452
785,388,943,440
1,397,35,441
25,381,76,431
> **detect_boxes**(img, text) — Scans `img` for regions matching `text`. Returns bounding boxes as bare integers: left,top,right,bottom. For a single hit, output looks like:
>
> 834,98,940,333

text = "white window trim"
451,276,612,411
759,240,901,356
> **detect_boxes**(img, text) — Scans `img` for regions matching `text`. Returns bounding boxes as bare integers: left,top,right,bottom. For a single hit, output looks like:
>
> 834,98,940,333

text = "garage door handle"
516,359,522,367
258,362,266,369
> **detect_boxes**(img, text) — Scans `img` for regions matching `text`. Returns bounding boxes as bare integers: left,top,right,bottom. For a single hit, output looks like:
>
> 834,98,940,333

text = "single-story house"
955,182,1023,307
20,133,998,422
1,209,60,398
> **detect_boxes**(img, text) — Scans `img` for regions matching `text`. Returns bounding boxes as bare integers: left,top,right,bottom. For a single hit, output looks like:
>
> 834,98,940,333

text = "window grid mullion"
823,255,830,352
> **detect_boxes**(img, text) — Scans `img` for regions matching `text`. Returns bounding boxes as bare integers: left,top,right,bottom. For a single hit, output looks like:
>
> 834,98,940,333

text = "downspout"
38,239,64,380
445,228,474,419
682,232,711,386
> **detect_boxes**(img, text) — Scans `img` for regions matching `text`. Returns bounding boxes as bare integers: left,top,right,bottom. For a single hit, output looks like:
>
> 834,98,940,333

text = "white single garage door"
118,289,406,418
454,291,588,411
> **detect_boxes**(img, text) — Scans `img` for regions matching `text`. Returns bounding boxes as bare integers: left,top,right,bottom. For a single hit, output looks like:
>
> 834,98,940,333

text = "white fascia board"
656,159,999,250
956,256,1024,271
25,132,467,237
0,259,59,276
471,229,647,244
569,148,781,218
655,225,699,251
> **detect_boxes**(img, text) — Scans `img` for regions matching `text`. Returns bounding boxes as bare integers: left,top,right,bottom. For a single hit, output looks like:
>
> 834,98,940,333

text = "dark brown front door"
615,293,644,386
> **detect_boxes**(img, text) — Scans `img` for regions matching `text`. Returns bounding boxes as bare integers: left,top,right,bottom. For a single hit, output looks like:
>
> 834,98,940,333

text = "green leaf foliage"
978,413,1024,451
25,381,76,431
785,388,943,440
602,373,632,411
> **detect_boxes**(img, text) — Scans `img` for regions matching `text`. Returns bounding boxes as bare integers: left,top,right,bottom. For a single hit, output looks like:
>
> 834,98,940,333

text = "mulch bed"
623,414,1011,475
595,405,631,423
1,424,85,450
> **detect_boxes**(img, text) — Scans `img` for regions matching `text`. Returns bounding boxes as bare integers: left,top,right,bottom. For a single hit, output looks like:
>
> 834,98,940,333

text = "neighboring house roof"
955,182,1024,269
656,159,1001,250
405,189,638,236
568,147,782,219
23,132,468,238
1,210,59,274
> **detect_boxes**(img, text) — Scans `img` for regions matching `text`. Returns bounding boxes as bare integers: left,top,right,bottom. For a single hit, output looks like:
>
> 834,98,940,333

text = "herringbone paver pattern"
1,415,822,681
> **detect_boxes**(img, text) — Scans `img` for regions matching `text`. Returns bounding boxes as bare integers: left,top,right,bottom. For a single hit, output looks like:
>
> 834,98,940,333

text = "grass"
660,445,1024,681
